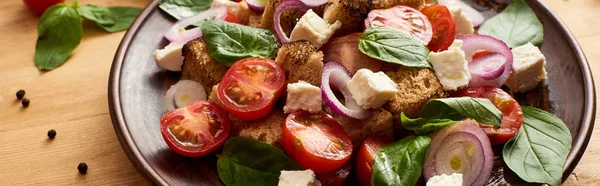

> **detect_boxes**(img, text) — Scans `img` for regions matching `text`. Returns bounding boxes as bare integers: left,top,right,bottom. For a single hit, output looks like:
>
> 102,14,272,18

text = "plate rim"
108,0,596,185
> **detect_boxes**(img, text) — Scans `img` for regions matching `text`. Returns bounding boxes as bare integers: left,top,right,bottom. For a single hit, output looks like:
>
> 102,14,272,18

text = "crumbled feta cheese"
426,173,463,186
427,40,471,91
290,9,342,48
283,81,322,114
153,42,185,71
346,69,398,109
278,170,319,186
504,43,547,93
450,8,474,38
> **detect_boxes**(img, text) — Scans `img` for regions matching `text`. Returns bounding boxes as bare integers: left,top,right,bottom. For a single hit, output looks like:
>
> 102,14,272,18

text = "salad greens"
418,97,503,128
35,3,82,70
159,0,214,20
371,136,431,186
201,20,278,66
77,5,142,32
503,106,572,186
478,0,543,48
400,113,455,135
358,27,431,68
217,137,302,186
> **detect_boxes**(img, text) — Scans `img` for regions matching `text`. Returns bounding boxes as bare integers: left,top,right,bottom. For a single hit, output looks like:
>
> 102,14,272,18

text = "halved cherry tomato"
23,0,64,15
421,4,456,52
160,100,231,157
217,58,286,120
356,135,394,186
455,87,524,145
316,162,351,186
364,5,433,44
224,12,241,24
321,33,382,74
282,111,353,173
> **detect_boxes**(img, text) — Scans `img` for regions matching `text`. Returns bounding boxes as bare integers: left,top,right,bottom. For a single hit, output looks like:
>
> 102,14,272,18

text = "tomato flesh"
421,4,456,52
364,5,433,44
217,58,286,120
356,135,394,186
160,100,231,157
321,33,382,74
282,111,353,173
455,87,524,145
316,162,351,186
224,12,241,24
23,0,65,15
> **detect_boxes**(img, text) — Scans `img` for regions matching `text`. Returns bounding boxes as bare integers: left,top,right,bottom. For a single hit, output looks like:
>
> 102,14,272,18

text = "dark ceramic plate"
109,0,596,185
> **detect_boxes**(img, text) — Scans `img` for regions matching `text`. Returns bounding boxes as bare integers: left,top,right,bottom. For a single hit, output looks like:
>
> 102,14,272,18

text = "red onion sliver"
438,0,485,27
273,0,309,43
433,132,485,186
300,0,327,7
468,53,507,80
164,7,228,43
164,80,207,111
246,0,267,13
459,34,513,87
321,62,370,119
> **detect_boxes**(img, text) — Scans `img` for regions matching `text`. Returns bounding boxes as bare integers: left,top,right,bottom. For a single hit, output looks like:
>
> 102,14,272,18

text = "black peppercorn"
78,162,88,174
21,98,30,107
16,90,25,100
47,129,56,139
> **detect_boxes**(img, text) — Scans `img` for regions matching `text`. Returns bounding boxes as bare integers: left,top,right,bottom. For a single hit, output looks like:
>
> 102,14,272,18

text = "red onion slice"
321,62,370,119
438,0,485,27
273,0,309,43
246,0,267,13
424,120,493,186
459,34,513,87
164,80,207,111
468,53,506,80
300,0,327,7
164,7,227,43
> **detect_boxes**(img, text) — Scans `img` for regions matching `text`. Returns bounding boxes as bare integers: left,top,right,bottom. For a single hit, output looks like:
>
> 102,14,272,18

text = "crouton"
248,12,263,28
371,0,426,10
383,65,448,119
323,0,371,35
234,109,287,147
275,40,324,86
259,0,304,32
328,108,394,149
181,38,228,94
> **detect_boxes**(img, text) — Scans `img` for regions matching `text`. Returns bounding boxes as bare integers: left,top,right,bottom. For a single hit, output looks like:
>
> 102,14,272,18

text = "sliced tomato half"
217,58,286,120
356,135,394,186
282,111,353,173
421,4,456,52
364,5,433,44
160,100,231,157
316,162,351,186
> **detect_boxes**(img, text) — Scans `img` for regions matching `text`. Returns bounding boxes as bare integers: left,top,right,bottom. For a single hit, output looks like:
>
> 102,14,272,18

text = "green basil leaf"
217,137,302,186
35,4,83,70
159,0,213,20
478,0,543,48
372,135,431,186
418,97,502,128
400,113,456,135
201,20,278,66
77,5,142,33
503,106,571,186
358,27,430,68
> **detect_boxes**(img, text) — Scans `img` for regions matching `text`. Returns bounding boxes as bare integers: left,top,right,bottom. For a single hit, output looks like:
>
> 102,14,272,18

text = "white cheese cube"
278,170,319,186
346,69,398,109
283,81,322,114
426,173,463,186
290,9,342,48
504,43,547,93
153,42,185,71
451,8,474,38
428,40,471,91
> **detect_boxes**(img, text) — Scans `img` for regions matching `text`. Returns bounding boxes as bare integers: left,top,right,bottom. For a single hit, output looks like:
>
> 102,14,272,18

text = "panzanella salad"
153,0,571,185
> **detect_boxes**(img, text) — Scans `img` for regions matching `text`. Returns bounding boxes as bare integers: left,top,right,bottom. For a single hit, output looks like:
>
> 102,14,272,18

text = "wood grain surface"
0,0,598,185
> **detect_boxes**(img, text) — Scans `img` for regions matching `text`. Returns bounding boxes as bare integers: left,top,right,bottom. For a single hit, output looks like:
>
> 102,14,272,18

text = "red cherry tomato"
316,162,351,186
321,33,382,74
356,135,394,186
217,58,286,121
364,5,433,44
282,111,353,173
455,87,524,145
23,0,64,15
224,12,241,24
160,100,231,157
421,4,456,52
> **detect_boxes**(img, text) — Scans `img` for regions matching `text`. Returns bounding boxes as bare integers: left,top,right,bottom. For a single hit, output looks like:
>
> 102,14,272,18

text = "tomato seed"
47,129,56,139
16,90,25,100
77,162,88,174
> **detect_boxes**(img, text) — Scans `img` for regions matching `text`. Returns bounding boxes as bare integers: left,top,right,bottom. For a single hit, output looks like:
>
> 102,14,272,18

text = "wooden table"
0,0,597,185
